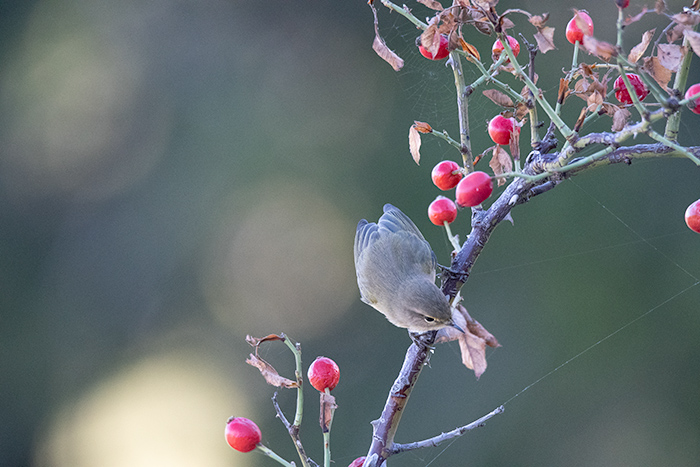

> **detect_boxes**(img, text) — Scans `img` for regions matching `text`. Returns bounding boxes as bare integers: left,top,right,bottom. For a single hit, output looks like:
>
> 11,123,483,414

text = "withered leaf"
683,29,700,57
417,0,444,11
582,35,618,62
409,125,422,164
509,121,521,161
369,2,404,71
657,44,685,72
246,333,286,348
558,78,571,104
319,392,337,433
612,107,631,131
642,56,672,90
420,22,443,59
483,89,514,107
628,29,655,63
586,90,604,112
473,0,498,8
533,26,556,54
435,305,500,379
573,106,587,133
489,145,512,186
413,120,433,134
673,11,700,27
373,36,404,71
624,7,649,27
514,101,530,120
246,354,299,388
459,37,481,60
528,13,550,29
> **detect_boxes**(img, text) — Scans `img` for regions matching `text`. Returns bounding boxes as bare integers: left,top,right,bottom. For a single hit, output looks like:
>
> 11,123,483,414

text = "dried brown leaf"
528,13,550,29
573,107,587,133
319,392,337,433
586,90,604,112
489,145,512,185
657,44,686,72
459,37,481,60
246,334,286,348
420,22,443,58
533,26,556,54
409,125,422,164
672,11,700,27
628,29,655,63
482,89,514,107
582,35,618,62
683,29,700,57
417,0,444,11
642,56,672,90
435,305,500,379
473,0,498,8
514,101,529,120
373,36,404,71
413,121,433,134
612,107,631,131
558,78,571,104
246,354,299,388
624,7,649,27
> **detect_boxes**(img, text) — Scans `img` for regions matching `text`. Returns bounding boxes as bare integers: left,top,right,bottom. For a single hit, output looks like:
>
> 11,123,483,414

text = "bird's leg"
408,331,435,350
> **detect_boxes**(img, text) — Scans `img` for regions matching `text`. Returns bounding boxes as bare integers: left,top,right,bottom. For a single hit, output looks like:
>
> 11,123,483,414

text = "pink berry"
428,196,458,225
455,172,493,207
487,115,518,145
686,199,700,233
418,34,449,60
616,0,630,8
491,35,520,61
308,357,340,392
566,11,594,45
431,160,463,190
348,457,367,467
225,417,261,453
614,73,649,105
685,83,700,114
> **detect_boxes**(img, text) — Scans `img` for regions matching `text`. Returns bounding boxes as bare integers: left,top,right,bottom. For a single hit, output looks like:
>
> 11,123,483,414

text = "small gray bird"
354,204,458,333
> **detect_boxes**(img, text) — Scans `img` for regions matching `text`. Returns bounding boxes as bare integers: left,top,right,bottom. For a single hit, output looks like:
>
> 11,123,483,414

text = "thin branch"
391,405,505,454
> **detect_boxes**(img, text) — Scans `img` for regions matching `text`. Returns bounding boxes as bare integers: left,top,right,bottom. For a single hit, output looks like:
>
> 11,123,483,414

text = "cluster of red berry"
419,9,700,234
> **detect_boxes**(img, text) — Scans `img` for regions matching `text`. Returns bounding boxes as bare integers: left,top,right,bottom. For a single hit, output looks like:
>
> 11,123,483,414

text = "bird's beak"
450,321,465,333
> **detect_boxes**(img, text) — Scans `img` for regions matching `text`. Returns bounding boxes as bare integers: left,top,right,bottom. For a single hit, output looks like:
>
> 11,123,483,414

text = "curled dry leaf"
459,37,481,60
558,78,571,104
612,107,631,131
657,44,685,72
409,125,422,165
246,333,286,348
533,26,556,54
370,2,404,71
319,392,337,433
655,0,666,14
628,29,655,63
624,7,649,27
435,305,500,379
683,30,700,57
642,56,672,90
582,35,618,62
421,22,444,58
417,0,444,11
246,354,299,389
489,145,513,186
586,90,604,112
483,89,514,108
413,121,433,134
528,13,550,29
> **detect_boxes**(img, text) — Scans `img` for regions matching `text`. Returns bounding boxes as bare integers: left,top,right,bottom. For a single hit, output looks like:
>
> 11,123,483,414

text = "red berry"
308,357,340,392
491,35,520,61
614,73,649,105
685,83,700,114
418,34,449,60
488,115,519,145
225,417,261,453
686,199,700,233
616,0,630,8
455,171,493,207
428,196,458,225
431,160,463,190
566,11,594,45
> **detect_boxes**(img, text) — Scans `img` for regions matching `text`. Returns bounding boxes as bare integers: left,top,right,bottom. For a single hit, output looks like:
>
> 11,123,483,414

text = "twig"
391,405,505,454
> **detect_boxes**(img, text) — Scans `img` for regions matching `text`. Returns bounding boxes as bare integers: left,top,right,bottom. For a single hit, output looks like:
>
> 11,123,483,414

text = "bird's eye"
424,316,435,323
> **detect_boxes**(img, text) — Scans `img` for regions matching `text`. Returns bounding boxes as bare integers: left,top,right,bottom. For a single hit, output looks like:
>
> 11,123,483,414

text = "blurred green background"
1,0,699,466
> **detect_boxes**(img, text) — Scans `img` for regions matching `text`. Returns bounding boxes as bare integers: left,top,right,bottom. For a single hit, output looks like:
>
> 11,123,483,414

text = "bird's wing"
379,204,426,240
